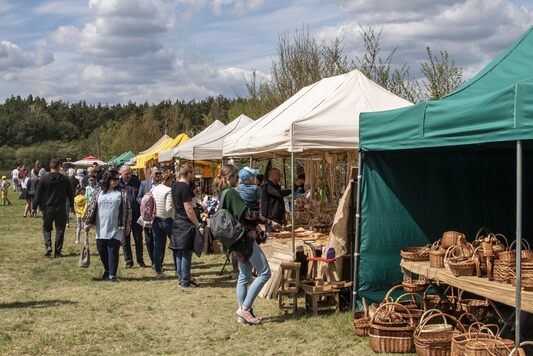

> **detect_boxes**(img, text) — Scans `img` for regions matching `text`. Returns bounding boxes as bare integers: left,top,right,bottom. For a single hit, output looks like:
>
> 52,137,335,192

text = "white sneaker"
236,307,261,325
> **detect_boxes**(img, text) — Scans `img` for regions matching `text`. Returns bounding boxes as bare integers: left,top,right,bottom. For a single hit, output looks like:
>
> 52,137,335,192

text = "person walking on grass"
1,176,11,206
151,171,175,279
137,166,160,268
73,186,88,244
11,166,20,192
85,177,96,203
20,173,31,217
84,170,131,282
118,165,146,268
170,164,200,288
32,159,74,257
214,164,281,325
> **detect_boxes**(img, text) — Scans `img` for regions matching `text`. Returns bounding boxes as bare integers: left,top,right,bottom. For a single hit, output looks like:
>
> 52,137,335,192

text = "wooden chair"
278,262,301,315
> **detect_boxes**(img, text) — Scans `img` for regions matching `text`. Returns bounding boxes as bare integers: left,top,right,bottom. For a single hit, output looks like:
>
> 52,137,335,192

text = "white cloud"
0,0,11,13
321,0,533,77
0,40,54,71
176,0,264,16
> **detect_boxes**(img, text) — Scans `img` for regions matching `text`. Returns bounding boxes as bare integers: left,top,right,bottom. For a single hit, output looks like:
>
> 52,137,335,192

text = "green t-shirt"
219,187,247,221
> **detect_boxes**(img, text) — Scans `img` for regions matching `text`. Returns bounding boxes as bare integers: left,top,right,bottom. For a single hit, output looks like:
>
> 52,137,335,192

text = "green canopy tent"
108,151,135,167
357,26,533,347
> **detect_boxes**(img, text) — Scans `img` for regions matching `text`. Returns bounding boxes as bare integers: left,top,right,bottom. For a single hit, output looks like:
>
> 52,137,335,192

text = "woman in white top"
151,171,175,278
85,170,131,282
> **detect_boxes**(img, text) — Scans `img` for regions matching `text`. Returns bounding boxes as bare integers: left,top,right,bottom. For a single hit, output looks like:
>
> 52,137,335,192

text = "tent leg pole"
516,140,523,348
291,151,295,261
352,152,363,313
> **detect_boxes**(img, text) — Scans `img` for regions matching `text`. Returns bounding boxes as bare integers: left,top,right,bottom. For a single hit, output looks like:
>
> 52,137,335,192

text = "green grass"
0,194,384,355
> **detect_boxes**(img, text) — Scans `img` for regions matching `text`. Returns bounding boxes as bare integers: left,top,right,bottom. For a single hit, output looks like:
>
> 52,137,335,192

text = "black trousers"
42,205,67,255
144,227,154,265
122,220,144,266
96,238,121,278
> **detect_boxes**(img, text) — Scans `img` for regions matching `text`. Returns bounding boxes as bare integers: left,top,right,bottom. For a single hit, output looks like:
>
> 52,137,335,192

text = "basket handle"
431,240,441,250
370,302,414,326
475,227,492,241
362,297,368,318
418,308,445,324
493,233,509,248
509,239,530,251
466,321,486,334
384,284,404,301
395,292,423,306
444,245,458,263
415,311,465,336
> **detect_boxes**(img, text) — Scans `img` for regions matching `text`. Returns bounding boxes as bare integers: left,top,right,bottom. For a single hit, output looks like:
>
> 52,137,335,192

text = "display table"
401,260,533,313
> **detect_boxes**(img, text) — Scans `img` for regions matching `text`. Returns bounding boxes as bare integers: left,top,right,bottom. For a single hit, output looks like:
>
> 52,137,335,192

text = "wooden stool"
278,262,301,315
304,289,340,316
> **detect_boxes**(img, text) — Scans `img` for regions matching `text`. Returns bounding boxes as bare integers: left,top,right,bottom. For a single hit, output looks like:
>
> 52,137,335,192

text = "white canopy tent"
223,70,412,157
158,120,225,162
189,115,253,160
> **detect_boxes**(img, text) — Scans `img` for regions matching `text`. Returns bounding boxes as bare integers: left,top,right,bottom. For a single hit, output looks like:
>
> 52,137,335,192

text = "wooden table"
401,260,533,313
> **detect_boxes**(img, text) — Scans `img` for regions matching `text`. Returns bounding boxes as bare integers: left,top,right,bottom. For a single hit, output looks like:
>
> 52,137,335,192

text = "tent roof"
360,26,533,152
158,120,225,162
73,155,106,166
109,151,135,166
183,115,253,161
223,70,412,157
132,134,189,169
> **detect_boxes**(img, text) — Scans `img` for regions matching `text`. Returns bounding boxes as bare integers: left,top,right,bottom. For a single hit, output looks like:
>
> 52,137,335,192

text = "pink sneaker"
236,307,261,325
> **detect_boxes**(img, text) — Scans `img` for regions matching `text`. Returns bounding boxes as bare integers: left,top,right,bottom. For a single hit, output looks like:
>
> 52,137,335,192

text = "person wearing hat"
236,167,262,213
1,175,11,206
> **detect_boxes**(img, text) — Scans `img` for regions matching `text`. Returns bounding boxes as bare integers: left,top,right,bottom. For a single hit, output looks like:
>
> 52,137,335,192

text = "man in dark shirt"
261,168,291,226
32,159,74,257
119,165,145,268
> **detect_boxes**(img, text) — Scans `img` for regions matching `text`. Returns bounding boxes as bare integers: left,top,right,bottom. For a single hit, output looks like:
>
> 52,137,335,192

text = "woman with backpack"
214,164,281,325
170,164,200,288
85,170,131,282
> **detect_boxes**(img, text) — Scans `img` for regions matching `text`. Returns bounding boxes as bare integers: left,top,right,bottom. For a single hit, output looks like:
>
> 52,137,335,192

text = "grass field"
0,191,392,355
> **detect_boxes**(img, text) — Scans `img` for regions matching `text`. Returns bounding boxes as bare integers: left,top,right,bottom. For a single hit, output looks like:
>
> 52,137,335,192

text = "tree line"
0,26,463,170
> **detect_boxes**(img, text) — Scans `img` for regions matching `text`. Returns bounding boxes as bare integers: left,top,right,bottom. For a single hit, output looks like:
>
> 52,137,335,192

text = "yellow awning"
131,133,190,169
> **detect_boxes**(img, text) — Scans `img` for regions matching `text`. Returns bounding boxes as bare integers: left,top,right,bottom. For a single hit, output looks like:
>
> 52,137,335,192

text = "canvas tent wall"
223,70,412,158
192,115,253,160
158,120,225,162
131,134,189,169
357,26,533,341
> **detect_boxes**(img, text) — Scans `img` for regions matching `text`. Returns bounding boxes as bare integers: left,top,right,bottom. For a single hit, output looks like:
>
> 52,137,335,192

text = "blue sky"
0,0,532,104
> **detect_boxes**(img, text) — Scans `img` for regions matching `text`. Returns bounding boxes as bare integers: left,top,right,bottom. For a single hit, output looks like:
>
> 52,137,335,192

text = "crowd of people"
6,158,294,325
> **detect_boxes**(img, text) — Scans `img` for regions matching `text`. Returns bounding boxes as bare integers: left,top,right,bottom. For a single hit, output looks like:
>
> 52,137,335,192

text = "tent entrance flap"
357,144,533,301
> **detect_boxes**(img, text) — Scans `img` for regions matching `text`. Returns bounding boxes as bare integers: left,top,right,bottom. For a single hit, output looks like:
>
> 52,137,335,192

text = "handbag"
193,227,205,258
78,235,90,268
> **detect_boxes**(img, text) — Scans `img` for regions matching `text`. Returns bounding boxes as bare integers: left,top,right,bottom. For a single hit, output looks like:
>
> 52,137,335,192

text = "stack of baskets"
414,309,465,356
368,302,415,353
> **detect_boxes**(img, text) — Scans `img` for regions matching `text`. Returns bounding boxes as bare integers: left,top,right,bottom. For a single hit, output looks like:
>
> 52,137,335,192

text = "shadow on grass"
0,299,78,309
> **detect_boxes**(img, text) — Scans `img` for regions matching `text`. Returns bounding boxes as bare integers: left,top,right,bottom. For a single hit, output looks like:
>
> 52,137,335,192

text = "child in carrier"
235,167,261,213
73,186,88,244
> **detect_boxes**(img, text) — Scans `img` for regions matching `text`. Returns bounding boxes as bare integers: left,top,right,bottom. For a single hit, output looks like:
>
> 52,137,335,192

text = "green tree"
421,47,464,99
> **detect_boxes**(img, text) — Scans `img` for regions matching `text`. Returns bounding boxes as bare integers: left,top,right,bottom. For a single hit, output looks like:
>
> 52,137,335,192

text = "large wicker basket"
445,245,476,277
457,298,489,323
464,337,514,356
441,231,465,249
451,323,498,356
493,260,515,283
414,310,465,356
368,303,415,353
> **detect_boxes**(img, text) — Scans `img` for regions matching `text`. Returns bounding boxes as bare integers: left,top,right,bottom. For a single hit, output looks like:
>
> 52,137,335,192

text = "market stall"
223,70,412,295
131,133,189,177
358,26,533,347
108,151,135,167
72,155,106,166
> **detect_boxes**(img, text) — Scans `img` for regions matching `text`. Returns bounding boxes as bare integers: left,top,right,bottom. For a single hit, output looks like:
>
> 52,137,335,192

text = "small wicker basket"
429,241,446,268
445,245,476,277
400,246,430,261
353,298,371,337
441,231,466,249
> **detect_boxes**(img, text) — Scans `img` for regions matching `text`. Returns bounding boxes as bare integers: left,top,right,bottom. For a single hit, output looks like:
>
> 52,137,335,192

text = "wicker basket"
423,286,452,312
400,246,430,261
457,291,490,322
414,310,465,356
402,271,428,292
395,293,424,325
510,274,533,292
441,231,466,249
473,229,508,259
430,241,446,268
493,260,515,283
353,298,371,337
451,324,497,356
368,303,415,353
464,337,514,356
445,245,476,277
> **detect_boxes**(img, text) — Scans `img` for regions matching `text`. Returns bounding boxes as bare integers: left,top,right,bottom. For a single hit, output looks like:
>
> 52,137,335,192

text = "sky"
0,0,532,104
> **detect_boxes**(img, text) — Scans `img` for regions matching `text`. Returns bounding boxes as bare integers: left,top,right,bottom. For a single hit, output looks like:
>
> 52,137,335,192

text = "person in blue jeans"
170,164,200,288
151,171,175,278
214,164,281,325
